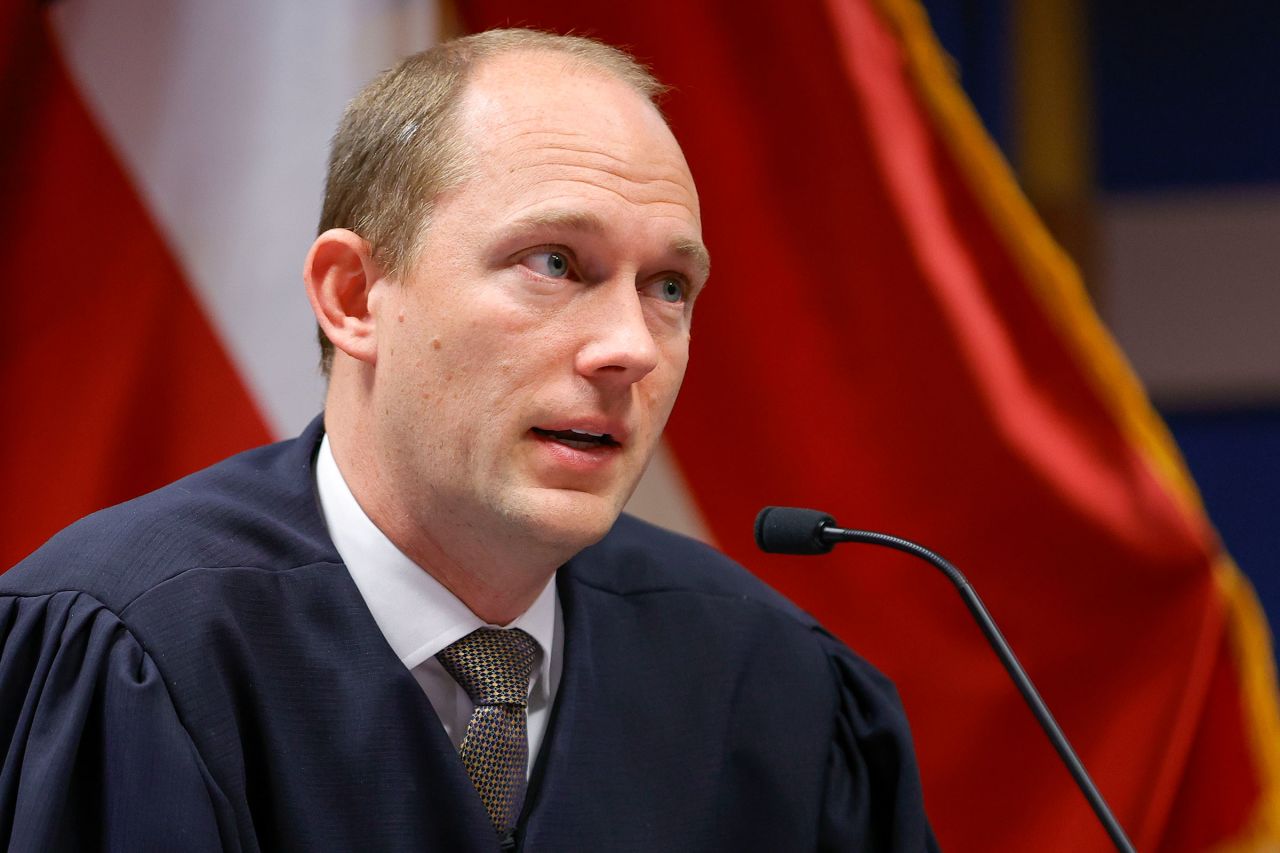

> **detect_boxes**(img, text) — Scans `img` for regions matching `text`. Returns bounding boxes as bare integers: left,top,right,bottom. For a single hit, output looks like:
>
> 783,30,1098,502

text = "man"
0,29,936,851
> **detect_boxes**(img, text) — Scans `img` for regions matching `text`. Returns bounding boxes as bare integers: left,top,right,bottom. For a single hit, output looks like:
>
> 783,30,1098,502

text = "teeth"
569,428,606,438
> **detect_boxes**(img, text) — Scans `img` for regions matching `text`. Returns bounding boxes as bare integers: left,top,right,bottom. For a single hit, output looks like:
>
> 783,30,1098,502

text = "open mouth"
531,427,620,451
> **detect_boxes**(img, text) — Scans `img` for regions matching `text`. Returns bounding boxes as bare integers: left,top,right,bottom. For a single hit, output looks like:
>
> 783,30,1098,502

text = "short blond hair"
315,29,666,374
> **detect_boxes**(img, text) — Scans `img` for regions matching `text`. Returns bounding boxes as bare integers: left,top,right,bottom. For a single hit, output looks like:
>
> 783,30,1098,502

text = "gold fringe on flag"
869,0,1280,847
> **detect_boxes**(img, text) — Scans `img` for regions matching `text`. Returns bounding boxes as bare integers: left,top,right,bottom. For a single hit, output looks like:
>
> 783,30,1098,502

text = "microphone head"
754,506,836,555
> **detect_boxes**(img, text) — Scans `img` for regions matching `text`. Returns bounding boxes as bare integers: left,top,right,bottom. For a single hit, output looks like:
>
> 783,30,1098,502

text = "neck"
407,549,554,626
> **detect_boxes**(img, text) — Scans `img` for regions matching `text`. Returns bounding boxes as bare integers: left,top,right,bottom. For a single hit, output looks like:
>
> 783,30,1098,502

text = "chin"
505,488,625,556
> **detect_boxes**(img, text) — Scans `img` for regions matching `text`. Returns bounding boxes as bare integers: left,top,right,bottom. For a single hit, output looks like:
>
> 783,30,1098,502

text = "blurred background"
922,0,1280,636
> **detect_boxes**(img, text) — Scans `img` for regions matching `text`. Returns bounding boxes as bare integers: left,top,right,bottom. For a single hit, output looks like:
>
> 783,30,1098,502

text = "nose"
575,281,660,387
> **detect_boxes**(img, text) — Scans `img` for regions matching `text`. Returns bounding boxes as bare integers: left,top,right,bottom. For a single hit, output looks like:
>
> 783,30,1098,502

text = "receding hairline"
455,30,668,98
462,43,664,97
446,44,676,167
425,32,669,156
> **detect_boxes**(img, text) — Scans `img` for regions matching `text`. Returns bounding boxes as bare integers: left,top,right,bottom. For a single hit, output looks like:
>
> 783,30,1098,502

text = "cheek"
397,290,586,412
471,307,579,377
423,334,529,422
634,346,689,425
657,336,691,389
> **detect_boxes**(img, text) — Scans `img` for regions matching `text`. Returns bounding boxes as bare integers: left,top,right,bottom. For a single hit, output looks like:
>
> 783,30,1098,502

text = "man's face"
366,51,708,561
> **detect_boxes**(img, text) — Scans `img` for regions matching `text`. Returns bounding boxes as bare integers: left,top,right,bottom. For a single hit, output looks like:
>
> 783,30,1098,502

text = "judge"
0,29,937,851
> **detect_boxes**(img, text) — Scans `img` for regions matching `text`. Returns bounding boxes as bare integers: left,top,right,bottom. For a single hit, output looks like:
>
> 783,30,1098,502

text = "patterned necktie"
436,627,539,835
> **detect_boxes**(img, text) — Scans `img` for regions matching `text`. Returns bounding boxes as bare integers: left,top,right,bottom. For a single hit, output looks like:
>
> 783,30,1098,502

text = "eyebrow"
672,236,712,281
504,209,712,281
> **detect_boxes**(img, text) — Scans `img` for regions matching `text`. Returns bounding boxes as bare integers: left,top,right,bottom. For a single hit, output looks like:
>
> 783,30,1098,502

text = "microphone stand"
825,525,1135,853
754,508,1136,852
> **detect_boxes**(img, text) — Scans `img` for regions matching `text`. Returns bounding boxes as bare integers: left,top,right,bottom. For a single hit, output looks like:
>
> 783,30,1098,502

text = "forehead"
449,51,703,232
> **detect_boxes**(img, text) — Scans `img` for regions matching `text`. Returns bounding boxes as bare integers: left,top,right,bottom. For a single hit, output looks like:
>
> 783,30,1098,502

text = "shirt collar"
314,434,558,698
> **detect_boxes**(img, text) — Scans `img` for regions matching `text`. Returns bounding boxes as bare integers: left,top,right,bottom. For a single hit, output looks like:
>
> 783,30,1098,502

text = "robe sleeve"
818,635,941,852
0,589,234,851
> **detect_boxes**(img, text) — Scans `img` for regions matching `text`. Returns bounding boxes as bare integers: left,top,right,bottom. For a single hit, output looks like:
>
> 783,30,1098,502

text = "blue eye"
657,278,685,303
527,251,571,278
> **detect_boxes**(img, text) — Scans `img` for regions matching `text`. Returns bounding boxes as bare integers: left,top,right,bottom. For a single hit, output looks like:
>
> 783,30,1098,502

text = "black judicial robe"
0,418,937,851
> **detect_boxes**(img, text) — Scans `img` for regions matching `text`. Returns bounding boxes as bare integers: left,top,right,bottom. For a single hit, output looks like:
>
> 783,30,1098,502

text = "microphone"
755,506,1136,853
754,506,834,555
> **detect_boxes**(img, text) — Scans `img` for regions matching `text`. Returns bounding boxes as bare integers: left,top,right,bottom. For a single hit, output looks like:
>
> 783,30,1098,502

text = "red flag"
453,1,1280,849
0,1,435,568
0,4,272,568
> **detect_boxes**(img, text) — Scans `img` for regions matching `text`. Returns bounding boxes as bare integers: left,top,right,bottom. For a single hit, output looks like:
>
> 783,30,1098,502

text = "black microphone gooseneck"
754,506,1136,853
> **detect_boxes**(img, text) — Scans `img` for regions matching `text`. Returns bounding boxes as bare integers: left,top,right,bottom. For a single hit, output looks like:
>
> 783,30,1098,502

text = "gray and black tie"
436,627,539,836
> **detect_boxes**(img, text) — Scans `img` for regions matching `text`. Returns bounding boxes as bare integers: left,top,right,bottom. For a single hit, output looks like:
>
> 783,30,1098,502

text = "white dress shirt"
315,435,563,775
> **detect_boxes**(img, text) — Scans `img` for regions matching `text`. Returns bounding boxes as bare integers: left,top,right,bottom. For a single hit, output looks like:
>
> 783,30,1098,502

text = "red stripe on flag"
455,2,1270,849
0,6,272,569
1154,624,1260,850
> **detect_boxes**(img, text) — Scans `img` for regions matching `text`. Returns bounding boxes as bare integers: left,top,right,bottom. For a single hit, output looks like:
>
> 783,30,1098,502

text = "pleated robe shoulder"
0,417,937,852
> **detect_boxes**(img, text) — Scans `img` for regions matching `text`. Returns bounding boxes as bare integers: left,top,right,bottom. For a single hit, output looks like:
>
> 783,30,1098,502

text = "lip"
528,427,625,476
530,417,630,446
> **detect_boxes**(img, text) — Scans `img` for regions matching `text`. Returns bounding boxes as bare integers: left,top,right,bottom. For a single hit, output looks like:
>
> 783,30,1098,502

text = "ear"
304,228,383,365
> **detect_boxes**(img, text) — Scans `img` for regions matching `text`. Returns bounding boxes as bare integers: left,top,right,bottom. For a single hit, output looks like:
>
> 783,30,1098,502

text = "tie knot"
437,627,539,706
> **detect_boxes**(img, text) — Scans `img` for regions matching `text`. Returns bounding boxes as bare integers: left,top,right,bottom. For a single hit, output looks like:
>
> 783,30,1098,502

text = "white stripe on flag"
50,0,437,436
625,442,713,543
